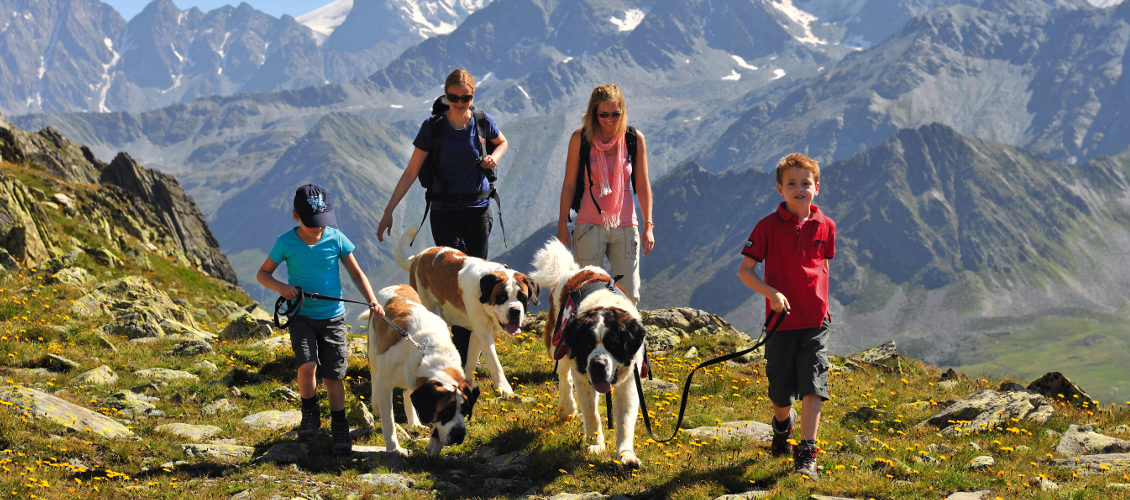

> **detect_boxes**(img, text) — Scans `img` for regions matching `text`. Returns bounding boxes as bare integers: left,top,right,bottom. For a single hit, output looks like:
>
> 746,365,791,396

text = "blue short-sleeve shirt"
268,226,356,320
413,112,500,210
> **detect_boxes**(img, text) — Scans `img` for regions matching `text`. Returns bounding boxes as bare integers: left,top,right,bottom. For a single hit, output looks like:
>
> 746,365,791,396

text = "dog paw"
618,452,641,469
425,437,443,457
586,443,606,454
388,446,410,458
557,407,576,421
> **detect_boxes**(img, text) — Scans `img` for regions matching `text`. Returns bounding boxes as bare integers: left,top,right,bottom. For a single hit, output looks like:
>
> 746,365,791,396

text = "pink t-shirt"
575,147,637,226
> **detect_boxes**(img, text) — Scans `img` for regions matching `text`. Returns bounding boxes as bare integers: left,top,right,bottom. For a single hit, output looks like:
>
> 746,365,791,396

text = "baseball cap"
293,184,336,227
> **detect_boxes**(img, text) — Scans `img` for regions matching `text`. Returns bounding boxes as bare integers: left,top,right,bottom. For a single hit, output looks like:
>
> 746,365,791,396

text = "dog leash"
273,287,427,352
632,307,789,443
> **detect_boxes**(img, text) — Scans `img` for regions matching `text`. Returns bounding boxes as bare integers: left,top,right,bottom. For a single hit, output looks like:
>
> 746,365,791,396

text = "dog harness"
551,275,649,378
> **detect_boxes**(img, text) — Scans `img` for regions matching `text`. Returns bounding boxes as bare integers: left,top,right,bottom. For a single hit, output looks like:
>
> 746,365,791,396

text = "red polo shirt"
741,202,835,331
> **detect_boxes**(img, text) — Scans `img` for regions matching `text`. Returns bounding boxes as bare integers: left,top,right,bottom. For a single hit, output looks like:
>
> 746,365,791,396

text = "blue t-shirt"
412,112,500,210
268,226,356,320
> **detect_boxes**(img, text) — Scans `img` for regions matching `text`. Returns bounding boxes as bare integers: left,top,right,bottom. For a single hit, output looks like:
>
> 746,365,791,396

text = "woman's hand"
641,223,655,256
556,225,572,250
480,154,498,170
377,213,393,243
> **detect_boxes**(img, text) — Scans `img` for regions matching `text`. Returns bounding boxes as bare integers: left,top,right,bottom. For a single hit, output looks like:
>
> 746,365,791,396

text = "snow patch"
516,85,530,100
772,69,786,80
171,44,184,64
731,55,758,70
769,0,826,45
480,72,494,82
840,34,871,50
721,70,741,81
562,56,574,63
610,9,646,31
297,0,353,46
390,104,403,109
1088,0,1124,7
97,38,121,113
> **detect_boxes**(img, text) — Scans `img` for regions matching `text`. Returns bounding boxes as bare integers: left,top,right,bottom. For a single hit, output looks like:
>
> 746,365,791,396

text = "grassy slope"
3,161,1130,499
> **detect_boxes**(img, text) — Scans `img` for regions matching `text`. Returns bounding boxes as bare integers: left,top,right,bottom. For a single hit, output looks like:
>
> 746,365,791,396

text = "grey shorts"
289,314,349,381
764,319,830,408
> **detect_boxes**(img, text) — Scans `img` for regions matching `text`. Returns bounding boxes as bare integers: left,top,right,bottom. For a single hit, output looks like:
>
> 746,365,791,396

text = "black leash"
273,287,427,352
633,307,788,443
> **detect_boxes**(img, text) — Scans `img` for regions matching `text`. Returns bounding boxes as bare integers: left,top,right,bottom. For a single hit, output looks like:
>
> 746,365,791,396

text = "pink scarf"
589,132,627,227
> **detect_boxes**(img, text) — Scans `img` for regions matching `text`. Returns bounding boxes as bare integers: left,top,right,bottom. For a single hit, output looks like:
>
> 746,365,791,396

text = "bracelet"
643,221,655,227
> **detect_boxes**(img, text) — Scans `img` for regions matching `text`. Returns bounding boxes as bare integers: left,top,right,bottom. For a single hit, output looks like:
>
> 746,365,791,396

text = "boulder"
0,173,59,266
51,267,94,288
919,389,1053,435
0,386,132,438
0,247,20,271
1056,425,1130,456
252,336,290,350
1027,371,1096,409
73,276,197,332
46,354,80,371
219,312,273,341
269,386,301,402
155,423,222,441
86,246,121,268
165,339,213,357
201,399,239,415
181,443,254,461
158,319,216,341
847,341,901,371
967,456,994,469
99,391,163,417
686,420,772,443
641,379,678,394
1051,453,1130,472
39,250,78,271
77,365,118,385
347,400,375,428
242,410,302,430
716,491,771,500
134,368,199,381
944,492,992,500
842,406,888,425
194,360,218,373
255,443,308,464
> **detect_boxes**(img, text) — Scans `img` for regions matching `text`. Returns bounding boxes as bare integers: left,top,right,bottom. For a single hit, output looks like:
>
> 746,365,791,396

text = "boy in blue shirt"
257,184,383,455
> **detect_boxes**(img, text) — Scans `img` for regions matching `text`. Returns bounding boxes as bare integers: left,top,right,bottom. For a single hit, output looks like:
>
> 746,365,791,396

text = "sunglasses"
598,111,623,119
446,93,474,103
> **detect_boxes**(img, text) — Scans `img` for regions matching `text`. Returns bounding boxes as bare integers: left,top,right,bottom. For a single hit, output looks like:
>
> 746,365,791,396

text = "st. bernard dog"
530,238,646,469
361,284,480,457
395,226,540,398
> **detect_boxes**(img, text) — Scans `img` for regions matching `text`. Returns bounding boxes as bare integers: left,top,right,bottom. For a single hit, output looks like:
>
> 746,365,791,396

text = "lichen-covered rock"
194,360,218,373
1027,371,1096,409
686,420,772,442
86,246,122,268
0,386,132,438
0,172,61,266
39,250,78,271
842,406,889,424
269,386,301,402
847,341,901,371
202,399,239,415
73,276,196,329
1050,453,1130,472
46,354,80,371
51,267,94,288
99,390,163,417
644,326,684,350
158,319,215,341
134,368,199,381
155,423,222,441
919,389,1053,435
1057,425,1130,456
242,410,302,430
181,443,254,461
219,312,273,340
347,400,375,428
967,456,994,469
78,365,118,385
251,336,290,350
165,339,213,357
357,473,413,490
255,443,308,463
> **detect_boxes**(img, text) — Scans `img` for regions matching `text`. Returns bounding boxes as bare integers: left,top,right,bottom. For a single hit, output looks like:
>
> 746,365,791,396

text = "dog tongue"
503,323,521,335
593,381,612,394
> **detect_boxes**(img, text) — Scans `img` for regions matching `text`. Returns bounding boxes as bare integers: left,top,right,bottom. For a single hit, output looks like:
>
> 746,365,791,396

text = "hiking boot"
297,404,321,442
331,419,352,456
794,440,819,481
770,408,796,458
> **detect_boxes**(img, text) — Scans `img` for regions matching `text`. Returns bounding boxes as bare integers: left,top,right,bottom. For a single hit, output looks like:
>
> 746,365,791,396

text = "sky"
102,0,331,21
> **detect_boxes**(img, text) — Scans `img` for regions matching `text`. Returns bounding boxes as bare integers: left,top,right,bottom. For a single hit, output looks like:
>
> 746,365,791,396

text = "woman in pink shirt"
555,84,655,304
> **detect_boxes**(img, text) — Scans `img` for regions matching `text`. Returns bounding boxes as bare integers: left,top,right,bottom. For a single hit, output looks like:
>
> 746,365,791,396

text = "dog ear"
520,275,541,306
410,382,440,424
460,380,480,419
561,310,596,363
479,273,503,304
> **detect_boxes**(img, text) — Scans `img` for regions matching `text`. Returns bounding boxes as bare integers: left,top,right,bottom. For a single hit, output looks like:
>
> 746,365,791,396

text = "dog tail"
530,237,578,289
395,226,418,272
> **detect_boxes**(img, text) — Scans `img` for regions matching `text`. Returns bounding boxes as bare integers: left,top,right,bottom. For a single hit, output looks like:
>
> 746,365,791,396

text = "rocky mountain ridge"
0,109,237,283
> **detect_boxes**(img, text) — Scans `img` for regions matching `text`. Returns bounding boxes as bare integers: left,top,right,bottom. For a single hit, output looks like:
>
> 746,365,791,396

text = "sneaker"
297,405,320,442
770,408,796,458
331,419,352,456
794,440,819,481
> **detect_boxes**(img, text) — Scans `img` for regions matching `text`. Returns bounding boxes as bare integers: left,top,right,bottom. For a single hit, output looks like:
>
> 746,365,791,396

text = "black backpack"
411,95,506,247
570,126,638,220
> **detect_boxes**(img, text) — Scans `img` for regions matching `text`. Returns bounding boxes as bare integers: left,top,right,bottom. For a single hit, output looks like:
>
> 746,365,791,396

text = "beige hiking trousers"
571,223,641,305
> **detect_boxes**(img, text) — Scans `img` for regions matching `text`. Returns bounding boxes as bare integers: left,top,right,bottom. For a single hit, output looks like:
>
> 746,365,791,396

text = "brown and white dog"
530,238,646,469
395,226,540,398
360,284,479,457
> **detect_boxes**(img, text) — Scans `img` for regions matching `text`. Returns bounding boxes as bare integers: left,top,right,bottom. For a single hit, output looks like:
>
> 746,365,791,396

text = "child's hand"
369,303,385,319
280,285,300,300
769,292,790,314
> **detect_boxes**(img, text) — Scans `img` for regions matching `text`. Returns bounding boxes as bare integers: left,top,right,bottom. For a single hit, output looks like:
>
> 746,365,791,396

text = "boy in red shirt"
738,153,835,480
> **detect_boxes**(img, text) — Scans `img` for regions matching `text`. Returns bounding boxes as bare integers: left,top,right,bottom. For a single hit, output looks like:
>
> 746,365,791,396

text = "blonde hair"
444,69,475,93
581,84,628,142
776,153,820,184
